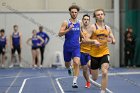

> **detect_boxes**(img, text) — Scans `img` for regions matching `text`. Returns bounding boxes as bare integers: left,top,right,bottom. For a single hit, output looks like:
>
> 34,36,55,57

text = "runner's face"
32,30,37,35
39,27,43,32
70,9,78,19
95,11,105,22
1,32,4,36
14,26,18,31
82,16,90,26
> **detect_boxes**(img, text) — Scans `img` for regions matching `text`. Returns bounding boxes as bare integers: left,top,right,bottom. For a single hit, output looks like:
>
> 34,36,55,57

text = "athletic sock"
73,76,78,84
68,66,73,75
68,66,72,70
101,90,105,93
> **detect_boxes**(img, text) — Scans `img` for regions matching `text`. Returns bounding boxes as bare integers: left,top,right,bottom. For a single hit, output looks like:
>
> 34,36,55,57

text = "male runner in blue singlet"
58,5,82,88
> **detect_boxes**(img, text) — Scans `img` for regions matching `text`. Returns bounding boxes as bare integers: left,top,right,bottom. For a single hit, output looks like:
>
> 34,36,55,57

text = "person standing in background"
0,29,8,68
9,25,22,68
124,27,135,67
36,26,49,67
27,29,44,68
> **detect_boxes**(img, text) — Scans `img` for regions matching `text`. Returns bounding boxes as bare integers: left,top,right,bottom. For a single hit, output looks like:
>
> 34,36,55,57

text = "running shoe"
72,83,78,88
68,67,73,76
85,82,91,88
9,64,14,68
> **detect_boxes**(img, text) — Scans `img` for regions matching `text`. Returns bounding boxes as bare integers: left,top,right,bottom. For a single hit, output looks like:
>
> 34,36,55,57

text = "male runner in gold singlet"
82,9,115,93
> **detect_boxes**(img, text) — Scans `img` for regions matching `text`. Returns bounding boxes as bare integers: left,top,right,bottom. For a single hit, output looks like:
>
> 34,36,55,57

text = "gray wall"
0,10,120,68
0,0,112,11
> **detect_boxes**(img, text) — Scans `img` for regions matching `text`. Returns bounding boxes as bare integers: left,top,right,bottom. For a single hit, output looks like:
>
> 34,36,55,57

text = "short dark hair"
39,26,43,29
82,14,90,20
13,25,18,28
69,5,80,12
93,9,105,18
0,29,5,33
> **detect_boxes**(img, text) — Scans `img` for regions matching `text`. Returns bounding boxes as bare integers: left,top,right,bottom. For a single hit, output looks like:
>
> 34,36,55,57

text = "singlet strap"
95,23,98,30
105,25,107,30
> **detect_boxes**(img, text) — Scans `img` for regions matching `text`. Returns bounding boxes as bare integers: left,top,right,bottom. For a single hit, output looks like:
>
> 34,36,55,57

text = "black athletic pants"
35,46,45,65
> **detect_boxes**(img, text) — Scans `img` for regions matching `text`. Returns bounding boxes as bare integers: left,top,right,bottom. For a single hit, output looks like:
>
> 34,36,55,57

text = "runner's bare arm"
81,24,101,46
107,27,116,44
58,20,73,37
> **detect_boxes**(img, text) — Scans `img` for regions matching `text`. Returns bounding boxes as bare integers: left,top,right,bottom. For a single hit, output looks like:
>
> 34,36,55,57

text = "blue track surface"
0,68,140,93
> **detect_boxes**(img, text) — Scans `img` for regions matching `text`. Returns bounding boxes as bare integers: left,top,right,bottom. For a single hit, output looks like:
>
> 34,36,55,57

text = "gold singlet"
90,24,110,57
80,31,91,53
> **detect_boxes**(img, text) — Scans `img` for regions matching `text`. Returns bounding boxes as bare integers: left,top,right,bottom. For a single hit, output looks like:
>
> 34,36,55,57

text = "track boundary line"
56,71,140,93
5,70,22,93
18,76,49,93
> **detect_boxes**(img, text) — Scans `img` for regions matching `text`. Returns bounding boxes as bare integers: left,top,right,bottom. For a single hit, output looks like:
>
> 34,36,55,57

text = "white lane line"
56,78,64,93
1,71,140,80
89,71,140,93
108,71,140,76
56,76,113,93
5,70,22,93
55,71,140,93
56,76,72,93
2,70,140,93
47,70,58,93
89,77,113,93
95,71,140,77
18,76,49,93
0,75,35,79
18,78,29,93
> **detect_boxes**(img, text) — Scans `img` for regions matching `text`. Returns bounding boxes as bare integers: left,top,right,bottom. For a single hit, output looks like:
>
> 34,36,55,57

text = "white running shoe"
19,63,23,68
1,64,4,68
40,65,43,68
101,90,105,93
9,64,14,68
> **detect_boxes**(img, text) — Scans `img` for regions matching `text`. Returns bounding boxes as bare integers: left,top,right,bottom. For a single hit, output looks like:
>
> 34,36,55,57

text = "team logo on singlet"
97,34,108,40
72,27,80,31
